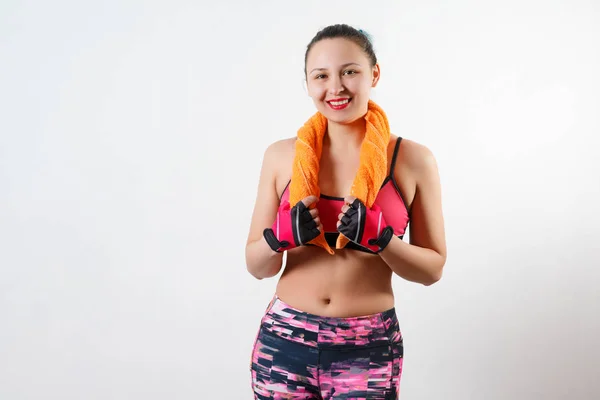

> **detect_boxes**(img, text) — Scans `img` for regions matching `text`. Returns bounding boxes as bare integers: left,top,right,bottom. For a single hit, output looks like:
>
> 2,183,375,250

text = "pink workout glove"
337,197,394,253
263,198,321,253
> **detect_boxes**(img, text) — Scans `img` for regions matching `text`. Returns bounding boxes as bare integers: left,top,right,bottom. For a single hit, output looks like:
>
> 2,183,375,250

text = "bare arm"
245,143,285,280
378,144,447,285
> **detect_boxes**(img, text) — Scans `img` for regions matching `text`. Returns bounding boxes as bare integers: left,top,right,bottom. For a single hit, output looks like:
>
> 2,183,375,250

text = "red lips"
327,98,352,110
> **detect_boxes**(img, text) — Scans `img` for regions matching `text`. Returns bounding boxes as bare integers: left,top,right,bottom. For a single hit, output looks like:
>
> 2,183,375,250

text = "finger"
301,195,319,208
294,200,308,213
304,218,317,230
341,206,357,219
350,198,363,209
298,208,314,223
344,196,356,205
341,204,349,214
341,214,352,225
309,209,319,218
313,216,321,226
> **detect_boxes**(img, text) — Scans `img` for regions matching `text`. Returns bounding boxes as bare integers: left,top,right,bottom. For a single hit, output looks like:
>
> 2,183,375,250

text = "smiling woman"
245,23,447,399
304,29,379,123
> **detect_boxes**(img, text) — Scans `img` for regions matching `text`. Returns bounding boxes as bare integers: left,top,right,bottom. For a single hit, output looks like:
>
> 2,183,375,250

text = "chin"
315,105,358,124
325,114,361,125
322,109,365,125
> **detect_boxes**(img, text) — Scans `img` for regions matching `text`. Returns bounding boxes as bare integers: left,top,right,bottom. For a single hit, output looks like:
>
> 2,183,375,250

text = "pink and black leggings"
250,296,404,399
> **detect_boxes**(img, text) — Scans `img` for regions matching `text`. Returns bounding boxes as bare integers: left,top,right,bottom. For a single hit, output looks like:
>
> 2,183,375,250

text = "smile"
327,98,352,110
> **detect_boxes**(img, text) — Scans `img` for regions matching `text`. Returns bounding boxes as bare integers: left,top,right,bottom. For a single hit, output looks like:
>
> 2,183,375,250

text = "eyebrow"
309,63,361,75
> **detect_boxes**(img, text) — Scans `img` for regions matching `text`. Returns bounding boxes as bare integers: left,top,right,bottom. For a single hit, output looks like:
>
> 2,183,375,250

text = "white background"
1,1,599,399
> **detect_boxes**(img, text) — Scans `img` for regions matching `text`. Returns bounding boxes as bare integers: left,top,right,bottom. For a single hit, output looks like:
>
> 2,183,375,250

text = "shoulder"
395,137,439,175
261,137,296,194
263,137,296,162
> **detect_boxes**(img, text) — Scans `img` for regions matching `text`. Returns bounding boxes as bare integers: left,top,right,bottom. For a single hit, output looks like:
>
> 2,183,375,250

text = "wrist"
373,226,396,254
263,227,291,253
261,234,289,259
367,225,394,253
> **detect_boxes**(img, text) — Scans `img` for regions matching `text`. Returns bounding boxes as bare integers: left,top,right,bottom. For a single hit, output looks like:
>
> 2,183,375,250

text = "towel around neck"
289,99,391,254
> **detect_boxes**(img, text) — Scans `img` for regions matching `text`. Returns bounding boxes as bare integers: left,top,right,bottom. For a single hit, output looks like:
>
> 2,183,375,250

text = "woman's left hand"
336,196,394,253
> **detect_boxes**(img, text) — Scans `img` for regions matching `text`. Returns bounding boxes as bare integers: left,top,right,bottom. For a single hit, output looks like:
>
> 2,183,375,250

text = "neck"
324,118,366,151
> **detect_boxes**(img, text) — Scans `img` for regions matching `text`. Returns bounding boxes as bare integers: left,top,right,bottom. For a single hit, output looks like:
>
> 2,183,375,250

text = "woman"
245,24,447,399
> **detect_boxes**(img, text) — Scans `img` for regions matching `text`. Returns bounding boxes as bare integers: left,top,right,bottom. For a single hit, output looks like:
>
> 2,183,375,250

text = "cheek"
348,77,372,94
307,84,326,100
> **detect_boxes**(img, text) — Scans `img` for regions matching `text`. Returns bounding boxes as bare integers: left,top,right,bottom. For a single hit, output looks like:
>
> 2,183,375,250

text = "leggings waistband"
260,296,402,349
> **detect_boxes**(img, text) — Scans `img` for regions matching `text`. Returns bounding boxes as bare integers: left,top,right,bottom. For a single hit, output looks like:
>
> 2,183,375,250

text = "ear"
371,63,381,88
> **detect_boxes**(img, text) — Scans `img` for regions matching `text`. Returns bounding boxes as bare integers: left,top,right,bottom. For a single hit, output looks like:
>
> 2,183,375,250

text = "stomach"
275,245,395,317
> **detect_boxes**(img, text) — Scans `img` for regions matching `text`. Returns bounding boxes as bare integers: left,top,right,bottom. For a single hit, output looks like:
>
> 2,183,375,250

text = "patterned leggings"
250,296,403,399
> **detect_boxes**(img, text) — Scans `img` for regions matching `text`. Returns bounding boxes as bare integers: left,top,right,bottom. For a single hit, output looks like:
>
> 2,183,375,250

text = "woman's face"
305,38,380,124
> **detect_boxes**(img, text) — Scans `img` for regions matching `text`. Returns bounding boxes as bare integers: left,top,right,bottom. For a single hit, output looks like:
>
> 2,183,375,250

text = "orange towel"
289,100,391,254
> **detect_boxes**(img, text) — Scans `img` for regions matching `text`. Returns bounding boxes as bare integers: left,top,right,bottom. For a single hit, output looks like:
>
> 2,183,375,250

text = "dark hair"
304,24,377,75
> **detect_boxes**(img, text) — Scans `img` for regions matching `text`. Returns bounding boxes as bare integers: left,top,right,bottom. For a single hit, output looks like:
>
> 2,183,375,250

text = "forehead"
306,38,368,69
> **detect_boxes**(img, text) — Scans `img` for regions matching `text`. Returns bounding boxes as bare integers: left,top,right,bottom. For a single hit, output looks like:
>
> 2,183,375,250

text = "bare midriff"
275,245,395,317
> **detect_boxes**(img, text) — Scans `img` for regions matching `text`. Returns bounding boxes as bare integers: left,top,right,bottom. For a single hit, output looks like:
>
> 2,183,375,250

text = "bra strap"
389,137,403,176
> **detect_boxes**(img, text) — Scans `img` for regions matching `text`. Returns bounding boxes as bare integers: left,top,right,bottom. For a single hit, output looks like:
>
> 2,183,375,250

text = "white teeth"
330,99,349,106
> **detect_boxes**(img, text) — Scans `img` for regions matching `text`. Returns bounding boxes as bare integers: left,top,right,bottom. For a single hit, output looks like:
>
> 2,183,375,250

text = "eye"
315,74,327,79
344,69,357,75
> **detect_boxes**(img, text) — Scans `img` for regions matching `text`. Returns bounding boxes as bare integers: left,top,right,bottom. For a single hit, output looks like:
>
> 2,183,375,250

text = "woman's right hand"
263,195,322,252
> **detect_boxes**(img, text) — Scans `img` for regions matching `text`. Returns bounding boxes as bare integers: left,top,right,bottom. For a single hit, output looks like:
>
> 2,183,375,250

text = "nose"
327,75,345,95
